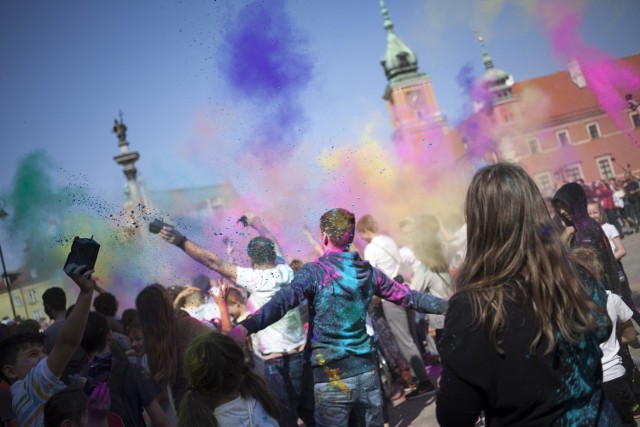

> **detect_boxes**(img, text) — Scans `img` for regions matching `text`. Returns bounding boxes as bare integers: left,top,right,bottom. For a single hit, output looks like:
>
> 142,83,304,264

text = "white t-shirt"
601,291,633,382
601,223,619,255
214,395,279,427
614,190,625,208
364,235,401,278
11,357,66,427
236,264,305,355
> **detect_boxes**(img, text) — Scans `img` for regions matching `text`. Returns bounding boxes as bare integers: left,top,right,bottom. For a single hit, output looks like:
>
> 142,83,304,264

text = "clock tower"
379,0,449,163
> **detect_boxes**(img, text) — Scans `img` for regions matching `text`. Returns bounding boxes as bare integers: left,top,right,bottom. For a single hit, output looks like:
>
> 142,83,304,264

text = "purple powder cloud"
219,0,312,98
217,0,314,157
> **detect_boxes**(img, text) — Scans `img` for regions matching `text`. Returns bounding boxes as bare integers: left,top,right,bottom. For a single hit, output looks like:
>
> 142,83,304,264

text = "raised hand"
63,264,95,295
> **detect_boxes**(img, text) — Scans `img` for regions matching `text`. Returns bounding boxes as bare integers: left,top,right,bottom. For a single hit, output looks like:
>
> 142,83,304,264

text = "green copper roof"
380,0,419,81
476,33,513,99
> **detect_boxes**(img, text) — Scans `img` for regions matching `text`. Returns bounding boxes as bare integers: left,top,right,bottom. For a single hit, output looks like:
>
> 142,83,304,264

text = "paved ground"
386,229,640,426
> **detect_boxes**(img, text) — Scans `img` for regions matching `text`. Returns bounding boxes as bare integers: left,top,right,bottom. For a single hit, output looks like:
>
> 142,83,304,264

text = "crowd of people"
1,163,640,426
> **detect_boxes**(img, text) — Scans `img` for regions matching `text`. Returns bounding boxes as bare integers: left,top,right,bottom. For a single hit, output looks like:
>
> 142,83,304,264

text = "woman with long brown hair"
136,284,209,425
436,163,614,426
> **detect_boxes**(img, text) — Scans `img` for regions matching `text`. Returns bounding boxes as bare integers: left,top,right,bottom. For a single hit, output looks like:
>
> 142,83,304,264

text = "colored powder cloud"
536,0,640,146
217,0,314,159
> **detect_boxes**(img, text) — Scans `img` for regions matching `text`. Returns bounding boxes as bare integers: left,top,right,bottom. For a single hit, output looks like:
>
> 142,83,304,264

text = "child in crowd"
80,311,169,427
223,287,255,368
173,286,219,329
588,201,628,261
0,264,94,427
43,383,111,427
126,319,146,366
178,332,280,427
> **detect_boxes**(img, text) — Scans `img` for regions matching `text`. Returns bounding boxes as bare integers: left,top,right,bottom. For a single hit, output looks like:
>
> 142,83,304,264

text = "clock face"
407,90,424,107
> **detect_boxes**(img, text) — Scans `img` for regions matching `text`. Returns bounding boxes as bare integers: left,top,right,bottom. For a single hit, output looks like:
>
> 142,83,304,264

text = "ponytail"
177,389,218,427
240,370,281,421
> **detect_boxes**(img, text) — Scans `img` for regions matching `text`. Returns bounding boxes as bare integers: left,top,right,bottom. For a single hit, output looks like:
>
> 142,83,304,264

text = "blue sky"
1,0,639,266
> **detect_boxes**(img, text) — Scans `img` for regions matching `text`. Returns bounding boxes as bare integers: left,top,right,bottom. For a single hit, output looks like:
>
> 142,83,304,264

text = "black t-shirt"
624,180,639,202
110,361,161,427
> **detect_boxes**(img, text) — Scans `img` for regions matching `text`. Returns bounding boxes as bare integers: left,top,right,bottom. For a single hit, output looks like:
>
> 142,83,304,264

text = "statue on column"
113,111,127,143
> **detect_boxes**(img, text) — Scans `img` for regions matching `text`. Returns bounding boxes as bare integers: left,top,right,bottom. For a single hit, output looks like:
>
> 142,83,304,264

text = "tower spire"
380,0,394,32
475,31,494,70
379,0,418,81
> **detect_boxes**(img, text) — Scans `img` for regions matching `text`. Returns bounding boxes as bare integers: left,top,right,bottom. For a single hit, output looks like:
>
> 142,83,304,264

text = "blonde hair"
173,286,206,309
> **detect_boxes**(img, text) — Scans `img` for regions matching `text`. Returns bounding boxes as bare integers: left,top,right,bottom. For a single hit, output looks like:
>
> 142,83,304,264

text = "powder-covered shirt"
236,264,306,355
10,358,66,427
214,395,279,427
240,251,448,383
601,291,633,383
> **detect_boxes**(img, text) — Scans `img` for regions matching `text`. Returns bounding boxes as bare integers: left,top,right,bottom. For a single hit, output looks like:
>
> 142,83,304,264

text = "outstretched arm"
160,225,237,283
229,266,312,344
374,268,448,315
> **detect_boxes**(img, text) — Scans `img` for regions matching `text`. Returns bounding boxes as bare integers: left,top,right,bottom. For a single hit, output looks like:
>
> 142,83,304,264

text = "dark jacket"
436,266,614,426
240,251,448,382
553,182,622,296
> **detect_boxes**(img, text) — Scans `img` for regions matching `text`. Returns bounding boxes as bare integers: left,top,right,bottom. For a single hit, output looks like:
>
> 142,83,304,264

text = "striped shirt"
11,357,66,427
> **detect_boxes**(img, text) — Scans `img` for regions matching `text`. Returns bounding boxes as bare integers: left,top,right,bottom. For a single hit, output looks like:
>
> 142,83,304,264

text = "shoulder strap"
371,241,401,265
434,271,451,287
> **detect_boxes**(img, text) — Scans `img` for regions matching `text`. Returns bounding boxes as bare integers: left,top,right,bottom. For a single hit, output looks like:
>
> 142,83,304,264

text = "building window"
14,296,23,307
587,122,600,139
565,164,583,182
631,112,640,129
597,157,614,179
535,172,553,196
556,130,571,146
28,289,37,304
33,310,43,321
528,139,541,154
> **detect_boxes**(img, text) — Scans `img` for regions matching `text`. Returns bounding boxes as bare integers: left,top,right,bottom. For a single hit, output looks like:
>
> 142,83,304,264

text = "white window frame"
564,163,584,182
631,112,640,129
586,121,601,139
534,171,553,196
528,138,541,155
596,156,615,179
556,129,571,146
